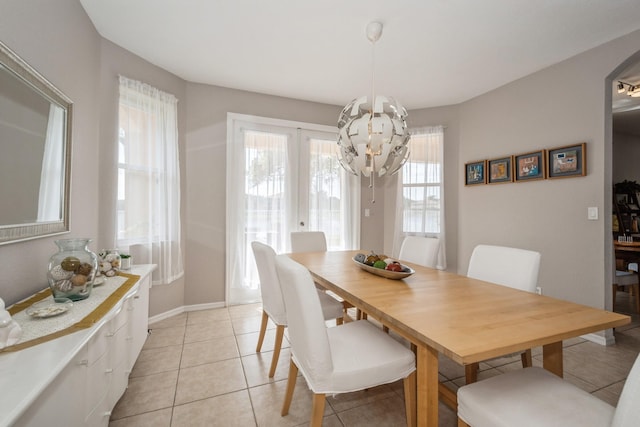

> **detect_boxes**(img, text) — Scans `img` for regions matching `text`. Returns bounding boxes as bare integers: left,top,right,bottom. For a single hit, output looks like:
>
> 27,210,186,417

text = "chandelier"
337,22,410,202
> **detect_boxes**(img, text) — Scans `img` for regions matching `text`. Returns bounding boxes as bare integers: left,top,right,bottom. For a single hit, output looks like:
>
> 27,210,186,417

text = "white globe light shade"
337,95,410,177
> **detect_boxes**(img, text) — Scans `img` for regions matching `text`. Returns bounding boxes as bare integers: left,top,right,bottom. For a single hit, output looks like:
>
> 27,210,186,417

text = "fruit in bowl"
373,260,387,269
386,262,403,272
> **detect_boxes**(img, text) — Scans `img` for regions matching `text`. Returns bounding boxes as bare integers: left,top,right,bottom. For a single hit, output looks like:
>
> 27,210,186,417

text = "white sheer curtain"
117,76,183,286
226,114,360,305
37,104,65,222
392,126,446,269
305,132,360,250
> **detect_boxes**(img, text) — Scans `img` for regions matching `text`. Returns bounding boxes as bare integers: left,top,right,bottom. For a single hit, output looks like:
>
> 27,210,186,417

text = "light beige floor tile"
149,313,187,329
180,335,239,368
228,303,264,320
563,341,637,387
108,408,172,427
143,325,185,349
250,376,334,427
187,307,231,325
111,370,178,419
593,379,625,405
333,395,408,427
172,389,256,427
184,319,234,343
236,328,290,357
112,307,640,427
326,384,397,413
175,357,247,405
242,347,293,387
232,313,272,335
130,344,182,378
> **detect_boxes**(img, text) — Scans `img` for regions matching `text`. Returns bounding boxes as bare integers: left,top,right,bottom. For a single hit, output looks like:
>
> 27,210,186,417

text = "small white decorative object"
0,297,22,349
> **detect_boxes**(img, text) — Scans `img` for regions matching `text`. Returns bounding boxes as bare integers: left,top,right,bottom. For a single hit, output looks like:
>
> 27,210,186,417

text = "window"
117,76,183,285
394,126,445,267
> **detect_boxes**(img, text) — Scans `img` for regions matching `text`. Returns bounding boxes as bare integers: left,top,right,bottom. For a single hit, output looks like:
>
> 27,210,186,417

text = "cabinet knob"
105,368,113,373
104,411,112,417
78,359,89,366
133,295,140,299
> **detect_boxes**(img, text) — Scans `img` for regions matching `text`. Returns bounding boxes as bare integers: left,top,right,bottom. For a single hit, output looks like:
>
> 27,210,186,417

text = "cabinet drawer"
86,351,112,414
85,394,111,427
87,325,109,364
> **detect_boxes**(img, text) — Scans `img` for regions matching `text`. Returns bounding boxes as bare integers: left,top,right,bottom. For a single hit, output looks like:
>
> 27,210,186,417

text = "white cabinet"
2,265,153,427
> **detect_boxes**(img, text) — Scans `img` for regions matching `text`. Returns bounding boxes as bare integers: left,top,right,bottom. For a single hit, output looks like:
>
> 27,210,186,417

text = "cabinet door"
127,275,150,372
14,346,88,427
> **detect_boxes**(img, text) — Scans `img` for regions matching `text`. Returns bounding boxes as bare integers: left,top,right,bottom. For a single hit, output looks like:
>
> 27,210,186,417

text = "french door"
226,114,360,305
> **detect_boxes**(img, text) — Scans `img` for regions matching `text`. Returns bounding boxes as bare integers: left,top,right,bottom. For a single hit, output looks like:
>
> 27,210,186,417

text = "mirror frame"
0,40,72,245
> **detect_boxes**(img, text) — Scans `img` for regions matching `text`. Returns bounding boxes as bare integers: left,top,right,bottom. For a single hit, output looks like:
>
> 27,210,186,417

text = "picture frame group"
465,142,586,186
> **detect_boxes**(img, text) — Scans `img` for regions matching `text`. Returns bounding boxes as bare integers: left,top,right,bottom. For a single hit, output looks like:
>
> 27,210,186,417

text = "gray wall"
2,0,640,324
457,30,640,314
0,0,101,304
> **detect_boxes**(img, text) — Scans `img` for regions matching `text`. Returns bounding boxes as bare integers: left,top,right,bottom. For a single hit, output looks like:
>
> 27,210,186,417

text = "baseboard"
148,301,226,325
581,330,615,346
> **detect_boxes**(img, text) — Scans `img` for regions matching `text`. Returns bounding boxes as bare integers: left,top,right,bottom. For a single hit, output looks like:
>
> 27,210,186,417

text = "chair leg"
383,325,390,333
403,371,417,427
336,316,344,325
458,418,471,427
269,324,285,378
465,362,479,384
255,310,269,352
521,349,533,368
281,359,298,416
310,393,326,427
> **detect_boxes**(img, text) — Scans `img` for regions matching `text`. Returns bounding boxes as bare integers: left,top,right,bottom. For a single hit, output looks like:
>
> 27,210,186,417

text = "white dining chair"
457,352,640,427
290,231,328,252
290,231,357,319
465,244,541,383
274,254,417,427
398,235,440,268
251,242,344,378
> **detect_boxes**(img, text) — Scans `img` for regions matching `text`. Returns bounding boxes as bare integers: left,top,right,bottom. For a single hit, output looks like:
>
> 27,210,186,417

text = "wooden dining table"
288,250,630,427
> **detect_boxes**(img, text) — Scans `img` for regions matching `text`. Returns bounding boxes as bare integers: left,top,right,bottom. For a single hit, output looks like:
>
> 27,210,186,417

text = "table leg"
542,341,563,377
417,343,439,427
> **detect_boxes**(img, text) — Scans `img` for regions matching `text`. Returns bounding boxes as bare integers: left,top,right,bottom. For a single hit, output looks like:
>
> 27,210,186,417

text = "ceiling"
79,0,640,111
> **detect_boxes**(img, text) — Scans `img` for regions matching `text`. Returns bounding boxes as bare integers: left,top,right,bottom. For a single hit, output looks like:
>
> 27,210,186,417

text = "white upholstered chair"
290,231,327,253
457,352,640,427
274,255,417,427
251,242,344,378
398,235,440,268
290,231,357,318
465,244,541,383
613,262,640,313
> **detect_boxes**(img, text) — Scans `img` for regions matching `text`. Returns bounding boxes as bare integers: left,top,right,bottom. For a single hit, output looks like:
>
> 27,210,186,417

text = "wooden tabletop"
289,250,630,426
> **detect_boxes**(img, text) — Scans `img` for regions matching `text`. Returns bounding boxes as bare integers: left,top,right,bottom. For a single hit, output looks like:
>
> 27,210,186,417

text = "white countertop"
0,265,154,427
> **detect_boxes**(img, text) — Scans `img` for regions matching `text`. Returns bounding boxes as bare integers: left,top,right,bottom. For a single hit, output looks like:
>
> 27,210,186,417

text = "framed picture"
547,143,586,179
488,156,513,184
514,150,546,182
465,160,486,185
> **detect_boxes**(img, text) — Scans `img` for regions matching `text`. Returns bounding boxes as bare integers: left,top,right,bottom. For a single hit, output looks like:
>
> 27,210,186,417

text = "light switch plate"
587,207,598,220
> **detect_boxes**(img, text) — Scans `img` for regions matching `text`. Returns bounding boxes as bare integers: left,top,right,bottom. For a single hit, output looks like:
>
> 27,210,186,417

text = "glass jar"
98,249,122,277
47,238,98,301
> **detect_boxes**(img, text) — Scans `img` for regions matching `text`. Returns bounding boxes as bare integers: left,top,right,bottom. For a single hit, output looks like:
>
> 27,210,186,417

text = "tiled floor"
109,293,640,427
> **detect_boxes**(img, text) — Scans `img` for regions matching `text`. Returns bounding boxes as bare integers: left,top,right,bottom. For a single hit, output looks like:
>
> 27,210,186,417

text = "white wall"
457,30,640,316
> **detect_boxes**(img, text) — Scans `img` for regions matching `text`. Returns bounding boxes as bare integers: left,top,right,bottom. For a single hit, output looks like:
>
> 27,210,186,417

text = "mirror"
0,40,72,245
